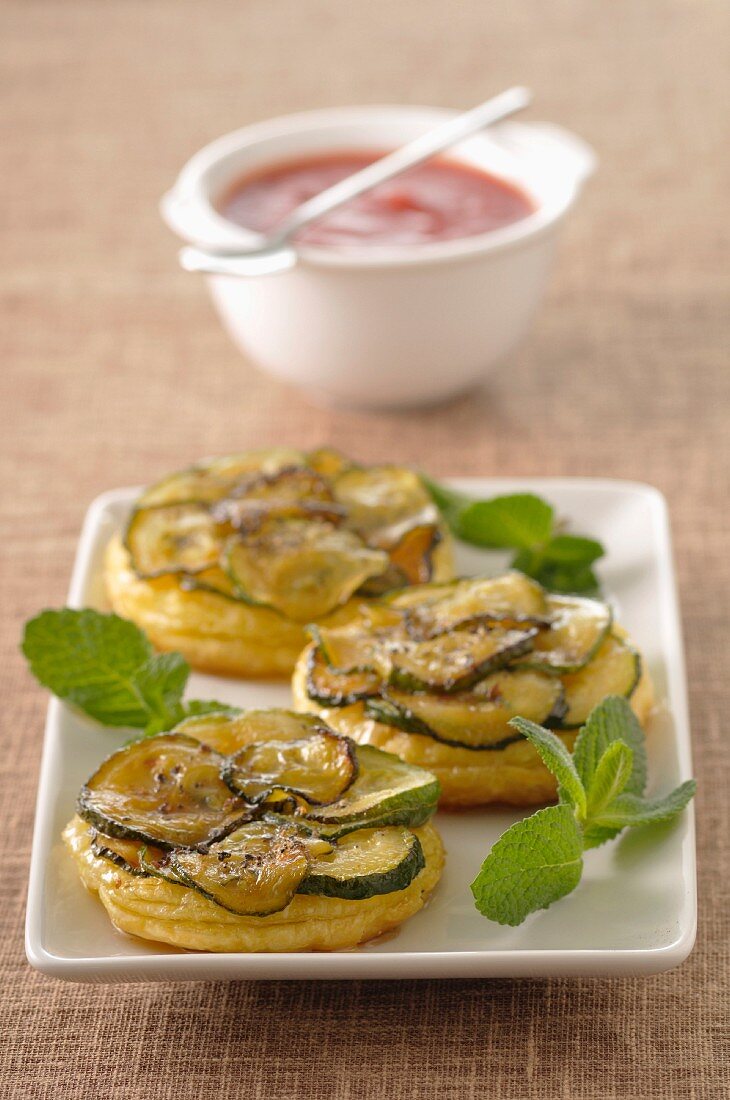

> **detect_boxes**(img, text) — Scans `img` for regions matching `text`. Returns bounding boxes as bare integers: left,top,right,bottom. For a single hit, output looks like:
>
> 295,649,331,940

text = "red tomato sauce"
218,152,535,246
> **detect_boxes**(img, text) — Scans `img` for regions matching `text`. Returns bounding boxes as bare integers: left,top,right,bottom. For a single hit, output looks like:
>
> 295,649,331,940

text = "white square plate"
25,479,696,982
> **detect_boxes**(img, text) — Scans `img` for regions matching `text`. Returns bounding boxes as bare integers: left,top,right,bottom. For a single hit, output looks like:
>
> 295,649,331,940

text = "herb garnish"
470,696,695,925
22,609,237,735
422,478,605,594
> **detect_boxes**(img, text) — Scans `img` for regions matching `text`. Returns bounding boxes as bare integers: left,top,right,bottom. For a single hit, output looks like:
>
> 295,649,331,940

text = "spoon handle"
270,86,532,246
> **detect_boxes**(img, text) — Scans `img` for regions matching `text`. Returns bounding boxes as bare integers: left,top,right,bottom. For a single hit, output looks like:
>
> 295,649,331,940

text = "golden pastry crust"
63,815,444,953
292,642,655,809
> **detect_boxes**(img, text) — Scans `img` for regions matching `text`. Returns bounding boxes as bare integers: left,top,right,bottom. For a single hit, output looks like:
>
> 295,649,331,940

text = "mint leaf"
573,696,647,797
591,780,697,829
422,476,605,595
541,535,604,566
22,609,188,731
473,703,696,924
585,740,634,818
419,477,469,527
511,548,601,596
509,717,587,817
456,493,554,549
471,804,583,925
22,608,243,736
136,652,190,730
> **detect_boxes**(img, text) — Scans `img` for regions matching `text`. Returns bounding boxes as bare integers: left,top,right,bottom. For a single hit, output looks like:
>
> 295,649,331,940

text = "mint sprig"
422,477,604,595
470,696,695,925
22,609,238,735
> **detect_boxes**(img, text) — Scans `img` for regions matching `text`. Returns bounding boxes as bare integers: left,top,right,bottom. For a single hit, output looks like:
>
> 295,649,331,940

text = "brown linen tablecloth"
2,2,728,1097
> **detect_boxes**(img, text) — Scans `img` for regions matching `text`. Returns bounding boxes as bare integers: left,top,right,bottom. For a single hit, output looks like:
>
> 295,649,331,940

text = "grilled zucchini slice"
306,447,352,479
554,634,642,728
170,822,313,916
520,594,612,673
303,744,440,827
359,522,443,596
297,826,425,900
138,450,308,506
90,831,167,876
78,734,250,849
179,564,242,600
311,606,407,674
226,465,335,505
388,624,539,693
333,466,433,538
397,572,549,639
224,519,389,621
222,726,358,805
138,845,186,884
125,502,224,578
176,708,333,756
366,669,566,750
305,645,382,706
214,497,345,534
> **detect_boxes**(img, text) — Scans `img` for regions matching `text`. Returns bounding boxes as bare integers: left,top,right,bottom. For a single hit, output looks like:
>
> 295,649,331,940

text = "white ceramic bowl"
162,106,596,409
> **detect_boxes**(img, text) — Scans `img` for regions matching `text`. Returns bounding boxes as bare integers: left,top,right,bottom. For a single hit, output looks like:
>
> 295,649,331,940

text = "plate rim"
25,476,697,981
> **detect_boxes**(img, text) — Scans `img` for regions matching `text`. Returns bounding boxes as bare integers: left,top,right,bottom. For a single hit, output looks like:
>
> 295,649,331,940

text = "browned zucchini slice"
137,845,186,884
305,645,383,706
170,822,312,915
306,447,352,479
388,623,539,693
397,572,548,639
213,497,346,534
78,734,251,849
312,605,407,673
138,450,307,507
91,831,167,876
359,522,443,597
386,522,442,585
366,669,565,750
333,465,434,538
224,519,388,621
222,726,358,805
554,634,642,728
179,565,243,600
175,708,331,756
297,826,424,900
124,502,225,578
227,465,335,505
303,745,440,826
519,594,613,673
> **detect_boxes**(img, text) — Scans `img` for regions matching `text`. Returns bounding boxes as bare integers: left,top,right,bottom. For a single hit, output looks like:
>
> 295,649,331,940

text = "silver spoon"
179,86,531,277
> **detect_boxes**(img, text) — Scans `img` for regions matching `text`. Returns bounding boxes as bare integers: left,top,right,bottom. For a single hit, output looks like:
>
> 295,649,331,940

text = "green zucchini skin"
297,829,425,900
123,501,223,579
551,636,641,729
302,744,440,826
90,832,151,877
518,595,613,674
220,728,359,806
305,645,382,707
387,627,538,695
364,696,526,753
77,734,252,850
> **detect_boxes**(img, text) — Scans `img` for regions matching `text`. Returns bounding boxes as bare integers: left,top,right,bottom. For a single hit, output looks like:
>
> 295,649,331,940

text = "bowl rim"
162,104,596,270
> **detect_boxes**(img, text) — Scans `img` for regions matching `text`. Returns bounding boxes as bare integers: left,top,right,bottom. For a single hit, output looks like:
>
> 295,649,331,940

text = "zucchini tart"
64,709,444,952
292,572,655,808
105,448,453,678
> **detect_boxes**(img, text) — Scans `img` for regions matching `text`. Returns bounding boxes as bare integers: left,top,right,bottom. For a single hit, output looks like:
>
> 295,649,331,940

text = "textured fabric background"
2,2,728,1097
